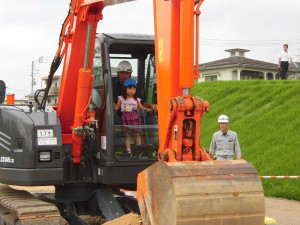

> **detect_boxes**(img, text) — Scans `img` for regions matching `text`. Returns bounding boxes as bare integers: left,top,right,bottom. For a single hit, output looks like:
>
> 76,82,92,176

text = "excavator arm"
136,1,265,224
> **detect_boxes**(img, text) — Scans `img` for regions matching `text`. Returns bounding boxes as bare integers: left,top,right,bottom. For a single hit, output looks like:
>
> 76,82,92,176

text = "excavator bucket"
137,160,265,225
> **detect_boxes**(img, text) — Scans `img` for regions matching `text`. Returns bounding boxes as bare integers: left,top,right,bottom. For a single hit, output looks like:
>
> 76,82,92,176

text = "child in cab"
114,78,153,153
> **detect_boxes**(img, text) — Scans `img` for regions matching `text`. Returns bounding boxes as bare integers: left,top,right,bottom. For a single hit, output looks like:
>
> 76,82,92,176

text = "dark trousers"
279,61,289,80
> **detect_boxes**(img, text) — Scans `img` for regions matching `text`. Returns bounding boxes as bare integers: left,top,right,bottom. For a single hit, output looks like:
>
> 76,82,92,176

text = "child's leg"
134,132,142,145
124,132,131,153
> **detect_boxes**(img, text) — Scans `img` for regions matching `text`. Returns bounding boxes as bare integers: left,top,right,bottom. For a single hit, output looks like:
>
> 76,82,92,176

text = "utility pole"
31,61,36,94
296,48,300,62
30,56,50,95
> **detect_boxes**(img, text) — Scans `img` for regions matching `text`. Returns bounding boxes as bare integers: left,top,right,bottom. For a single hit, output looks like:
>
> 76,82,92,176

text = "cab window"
109,44,158,161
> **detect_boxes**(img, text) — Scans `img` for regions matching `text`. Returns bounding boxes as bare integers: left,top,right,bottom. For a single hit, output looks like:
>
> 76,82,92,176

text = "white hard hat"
117,60,132,73
218,115,229,123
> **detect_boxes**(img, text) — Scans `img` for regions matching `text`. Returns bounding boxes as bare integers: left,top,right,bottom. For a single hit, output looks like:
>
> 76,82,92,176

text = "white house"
289,62,300,79
41,75,61,106
198,48,298,82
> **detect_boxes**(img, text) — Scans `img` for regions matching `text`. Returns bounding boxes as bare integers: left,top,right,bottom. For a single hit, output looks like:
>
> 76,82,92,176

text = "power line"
199,37,300,46
200,37,300,42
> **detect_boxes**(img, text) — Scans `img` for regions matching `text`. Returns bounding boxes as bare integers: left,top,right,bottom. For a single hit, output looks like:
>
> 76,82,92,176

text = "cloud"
200,0,300,62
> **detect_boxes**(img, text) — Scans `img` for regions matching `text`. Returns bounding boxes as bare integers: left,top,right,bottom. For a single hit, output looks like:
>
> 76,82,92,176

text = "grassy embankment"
193,80,300,201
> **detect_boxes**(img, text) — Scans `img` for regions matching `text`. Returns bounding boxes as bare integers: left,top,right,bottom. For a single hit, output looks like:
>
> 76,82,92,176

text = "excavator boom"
54,0,135,164
136,1,265,224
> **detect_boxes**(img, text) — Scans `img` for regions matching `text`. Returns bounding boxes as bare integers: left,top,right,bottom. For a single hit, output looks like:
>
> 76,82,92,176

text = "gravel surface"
8,186,300,225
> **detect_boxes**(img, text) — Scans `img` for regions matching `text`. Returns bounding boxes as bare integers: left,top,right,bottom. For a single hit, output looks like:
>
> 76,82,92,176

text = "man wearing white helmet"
113,60,157,109
209,115,242,160
113,60,134,103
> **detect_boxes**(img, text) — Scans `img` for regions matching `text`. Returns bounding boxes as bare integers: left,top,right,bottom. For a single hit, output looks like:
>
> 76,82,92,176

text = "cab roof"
102,33,154,41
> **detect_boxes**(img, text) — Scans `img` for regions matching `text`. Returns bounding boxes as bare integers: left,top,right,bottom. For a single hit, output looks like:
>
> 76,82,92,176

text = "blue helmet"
124,78,137,87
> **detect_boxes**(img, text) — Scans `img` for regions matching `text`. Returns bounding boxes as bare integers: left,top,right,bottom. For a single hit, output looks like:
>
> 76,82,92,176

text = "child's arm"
138,101,153,112
115,99,121,110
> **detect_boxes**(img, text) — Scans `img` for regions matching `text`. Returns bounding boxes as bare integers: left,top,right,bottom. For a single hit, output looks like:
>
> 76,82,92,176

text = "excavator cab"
87,33,157,187
91,34,158,161
108,35,157,160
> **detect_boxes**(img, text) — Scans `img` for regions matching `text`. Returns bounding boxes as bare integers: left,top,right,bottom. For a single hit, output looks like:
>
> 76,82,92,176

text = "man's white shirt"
279,50,292,62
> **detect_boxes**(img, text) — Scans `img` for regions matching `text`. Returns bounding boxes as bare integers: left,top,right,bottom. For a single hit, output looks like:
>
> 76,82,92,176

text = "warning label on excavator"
38,138,57,146
158,39,164,63
37,129,57,145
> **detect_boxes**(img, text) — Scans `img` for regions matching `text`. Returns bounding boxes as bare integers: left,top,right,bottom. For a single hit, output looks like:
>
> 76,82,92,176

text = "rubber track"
0,184,65,225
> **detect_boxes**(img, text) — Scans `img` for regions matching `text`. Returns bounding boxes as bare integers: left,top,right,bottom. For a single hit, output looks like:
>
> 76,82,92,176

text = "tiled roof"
200,56,300,73
289,62,300,72
200,56,278,71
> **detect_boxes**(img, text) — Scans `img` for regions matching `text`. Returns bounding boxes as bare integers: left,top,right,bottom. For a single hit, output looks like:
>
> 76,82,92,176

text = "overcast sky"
0,0,299,99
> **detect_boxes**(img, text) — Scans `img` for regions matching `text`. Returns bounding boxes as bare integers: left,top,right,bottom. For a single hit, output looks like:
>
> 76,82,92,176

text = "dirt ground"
8,186,300,225
103,199,300,225
103,213,142,225
265,197,300,225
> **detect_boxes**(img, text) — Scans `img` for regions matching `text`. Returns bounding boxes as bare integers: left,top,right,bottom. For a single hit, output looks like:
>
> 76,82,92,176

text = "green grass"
192,80,300,201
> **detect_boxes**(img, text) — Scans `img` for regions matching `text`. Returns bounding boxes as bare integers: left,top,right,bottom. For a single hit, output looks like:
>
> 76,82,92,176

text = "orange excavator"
0,0,265,224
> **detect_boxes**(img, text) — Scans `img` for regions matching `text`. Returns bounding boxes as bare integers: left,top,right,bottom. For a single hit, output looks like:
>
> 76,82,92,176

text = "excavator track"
0,184,65,225
137,160,265,225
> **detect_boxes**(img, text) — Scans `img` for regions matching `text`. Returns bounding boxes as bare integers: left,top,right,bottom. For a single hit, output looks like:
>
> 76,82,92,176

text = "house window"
205,75,217,82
